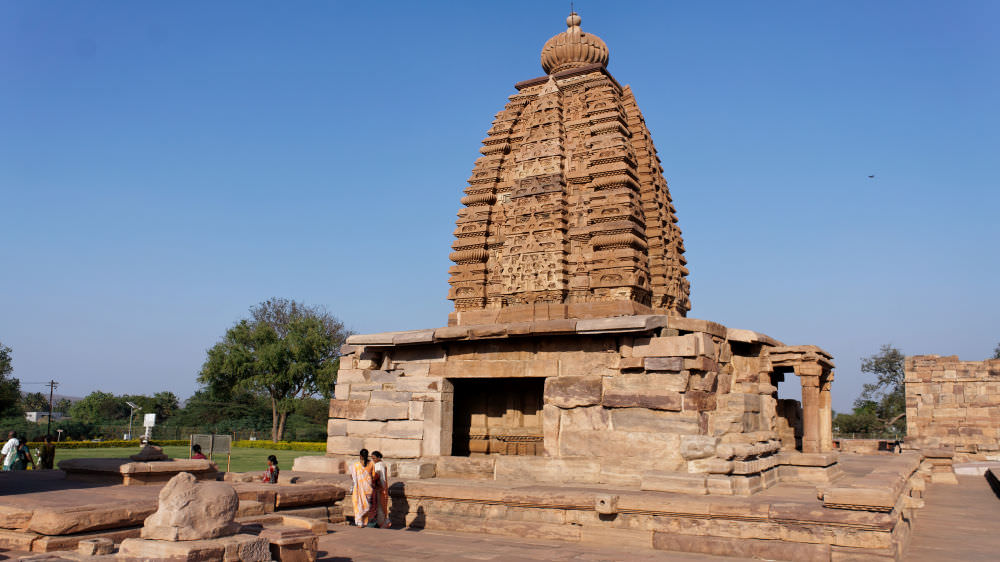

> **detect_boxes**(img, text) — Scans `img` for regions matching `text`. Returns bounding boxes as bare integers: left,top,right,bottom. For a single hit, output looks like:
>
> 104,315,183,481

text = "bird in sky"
868,174,875,179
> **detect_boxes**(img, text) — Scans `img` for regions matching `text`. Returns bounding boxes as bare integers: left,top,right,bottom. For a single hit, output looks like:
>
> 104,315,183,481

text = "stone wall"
328,315,835,495
904,355,1000,461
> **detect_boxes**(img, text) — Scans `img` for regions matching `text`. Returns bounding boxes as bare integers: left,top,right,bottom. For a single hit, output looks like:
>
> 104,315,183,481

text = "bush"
233,440,326,452
25,439,189,449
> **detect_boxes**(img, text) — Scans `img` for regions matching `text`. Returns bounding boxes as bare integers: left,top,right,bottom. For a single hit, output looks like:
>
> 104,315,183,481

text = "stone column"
798,364,823,454
819,373,834,452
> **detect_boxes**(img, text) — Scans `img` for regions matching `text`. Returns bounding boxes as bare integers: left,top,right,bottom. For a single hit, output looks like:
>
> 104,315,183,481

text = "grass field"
46,445,326,473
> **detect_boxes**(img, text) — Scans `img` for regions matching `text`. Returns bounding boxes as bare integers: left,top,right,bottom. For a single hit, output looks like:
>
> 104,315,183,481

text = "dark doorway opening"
451,378,544,456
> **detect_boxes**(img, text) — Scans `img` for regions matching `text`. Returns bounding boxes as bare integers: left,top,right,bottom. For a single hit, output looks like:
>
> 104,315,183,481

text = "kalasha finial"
541,10,609,74
567,11,581,31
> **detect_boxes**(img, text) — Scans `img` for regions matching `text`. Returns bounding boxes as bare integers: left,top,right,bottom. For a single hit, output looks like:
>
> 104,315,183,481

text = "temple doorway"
451,378,544,456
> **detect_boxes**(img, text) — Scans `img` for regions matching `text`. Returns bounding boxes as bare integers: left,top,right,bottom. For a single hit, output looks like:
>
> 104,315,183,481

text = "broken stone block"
141,472,240,541
77,537,113,555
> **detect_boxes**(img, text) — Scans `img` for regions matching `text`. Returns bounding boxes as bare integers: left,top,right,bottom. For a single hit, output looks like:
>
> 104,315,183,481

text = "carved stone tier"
447,14,690,325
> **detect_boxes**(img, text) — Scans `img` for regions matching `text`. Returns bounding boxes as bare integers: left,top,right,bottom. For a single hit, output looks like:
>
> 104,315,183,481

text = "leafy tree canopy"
0,343,21,417
69,391,127,424
198,298,349,441
993,342,1000,360
845,344,906,435
21,391,49,412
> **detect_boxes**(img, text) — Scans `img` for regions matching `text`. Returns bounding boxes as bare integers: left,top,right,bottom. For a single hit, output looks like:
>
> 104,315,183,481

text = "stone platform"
58,458,220,486
0,469,347,554
327,453,923,561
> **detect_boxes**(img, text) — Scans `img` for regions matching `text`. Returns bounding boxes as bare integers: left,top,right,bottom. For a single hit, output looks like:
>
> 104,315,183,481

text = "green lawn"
50,446,325,474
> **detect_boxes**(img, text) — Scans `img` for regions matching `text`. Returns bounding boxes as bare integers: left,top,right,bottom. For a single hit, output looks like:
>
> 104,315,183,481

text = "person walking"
371,451,391,528
350,449,375,527
11,435,34,470
2,431,18,471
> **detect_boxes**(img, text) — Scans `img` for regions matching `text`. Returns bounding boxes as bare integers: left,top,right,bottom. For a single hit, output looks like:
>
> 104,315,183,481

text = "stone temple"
309,13,932,559
328,11,836,488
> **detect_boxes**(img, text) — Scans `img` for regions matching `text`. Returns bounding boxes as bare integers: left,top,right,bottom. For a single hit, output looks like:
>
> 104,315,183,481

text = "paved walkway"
317,526,750,561
904,474,1000,561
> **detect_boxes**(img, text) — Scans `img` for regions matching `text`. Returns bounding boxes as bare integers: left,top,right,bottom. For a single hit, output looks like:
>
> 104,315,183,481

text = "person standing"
371,451,390,528
261,455,279,483
38,435,56,470
11,435,34,470
2,431,18,471
350,449,375,527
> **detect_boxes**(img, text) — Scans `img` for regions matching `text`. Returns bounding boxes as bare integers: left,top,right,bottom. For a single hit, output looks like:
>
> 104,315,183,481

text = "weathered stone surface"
328,399,367,420
77,537,113,555
494,456,601,484
679,435,718,460
142,472,240,541
119,534,270,561
544,376,602,408
560,406,610,431
603,374,684,410
26,498,156,535
610,408,701,434
576,315,668,333
641,471,707,494
644,356,686,371
634,333,715,358
435,456,496,480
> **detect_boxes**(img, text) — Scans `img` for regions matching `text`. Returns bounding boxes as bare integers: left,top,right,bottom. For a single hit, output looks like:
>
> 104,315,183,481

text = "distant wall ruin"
905,355,1000,461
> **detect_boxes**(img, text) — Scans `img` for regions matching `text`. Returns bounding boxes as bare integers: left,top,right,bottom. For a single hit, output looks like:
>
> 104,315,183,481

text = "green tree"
198,298,348,441
854,344,906,435
0,342,20,417
69,391,128,423
55,398,73,414
992,342,1000,360
121,392,181,423
21,391,49,412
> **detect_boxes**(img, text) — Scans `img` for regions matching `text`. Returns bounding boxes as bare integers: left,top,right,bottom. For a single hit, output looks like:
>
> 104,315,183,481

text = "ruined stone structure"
905,355,1000,461
328,12,838,493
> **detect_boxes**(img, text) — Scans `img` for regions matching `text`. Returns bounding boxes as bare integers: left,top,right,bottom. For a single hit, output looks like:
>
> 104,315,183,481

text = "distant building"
25,411,64,423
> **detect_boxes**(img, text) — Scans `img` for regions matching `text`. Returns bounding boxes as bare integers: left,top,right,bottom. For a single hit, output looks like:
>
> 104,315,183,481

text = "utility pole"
45,380,58,437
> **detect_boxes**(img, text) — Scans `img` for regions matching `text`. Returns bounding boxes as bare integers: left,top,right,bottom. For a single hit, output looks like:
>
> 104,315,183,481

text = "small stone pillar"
798,365,823,454
819,373,834,452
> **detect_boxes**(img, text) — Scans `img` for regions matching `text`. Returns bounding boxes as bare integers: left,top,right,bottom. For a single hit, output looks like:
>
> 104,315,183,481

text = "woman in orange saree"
350,449,375,526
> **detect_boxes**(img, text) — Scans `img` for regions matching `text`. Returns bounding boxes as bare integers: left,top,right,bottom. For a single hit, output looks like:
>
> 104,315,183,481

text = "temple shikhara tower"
448,13,690,326
313,14,929,560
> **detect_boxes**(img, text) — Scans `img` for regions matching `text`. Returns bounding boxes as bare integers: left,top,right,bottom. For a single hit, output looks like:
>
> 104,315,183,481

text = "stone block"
392,329,436,345
666,317,728,338
544,376,603,407
603,376,683,410
392,377,442,392
327,419,347,437
684,391,717,411
346,420,389,437
119,534,270,562
430,359,559,379
408,400,425,420
680,435,719,460
370,390,412,403
543,404,560,456
644,356,685,371
77,537,114,556
329,399,367,420
641,471,707,494
326,436,364,456
336,369,369,384
291,456,345,473
393,460,436,479
494,456,601,484
594,493,619,514
362,402,410,421
560,405,610,431
635,333,715,358
559,430,682,467
610,408,701,434
576,315,668,333
333,384,350,400
435,456,496,479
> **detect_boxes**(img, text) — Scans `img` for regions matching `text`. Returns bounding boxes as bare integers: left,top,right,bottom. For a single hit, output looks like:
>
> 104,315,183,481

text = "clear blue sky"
1,1,996,411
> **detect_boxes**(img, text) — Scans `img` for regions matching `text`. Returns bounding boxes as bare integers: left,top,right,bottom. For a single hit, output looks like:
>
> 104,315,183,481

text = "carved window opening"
451,378,544,456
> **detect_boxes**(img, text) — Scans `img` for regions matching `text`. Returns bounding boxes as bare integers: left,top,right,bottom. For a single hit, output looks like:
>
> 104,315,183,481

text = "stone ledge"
342,315,785,350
